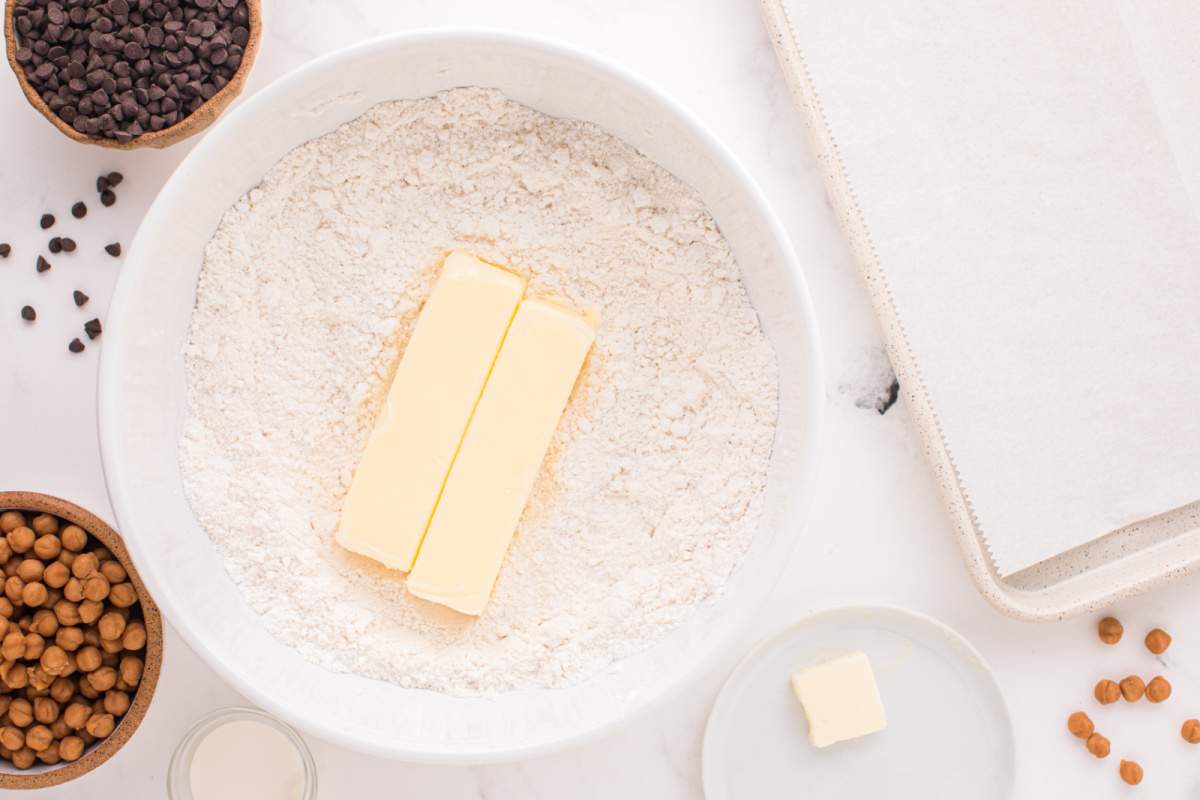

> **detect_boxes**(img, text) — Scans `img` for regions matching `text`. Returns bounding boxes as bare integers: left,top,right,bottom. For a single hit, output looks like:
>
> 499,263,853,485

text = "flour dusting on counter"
179,88,778,694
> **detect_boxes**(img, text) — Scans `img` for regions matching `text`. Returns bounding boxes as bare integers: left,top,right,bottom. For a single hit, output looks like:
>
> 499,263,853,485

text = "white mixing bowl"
98,29,824,761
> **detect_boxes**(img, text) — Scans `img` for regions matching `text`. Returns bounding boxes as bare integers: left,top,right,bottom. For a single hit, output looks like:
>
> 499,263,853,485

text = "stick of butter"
335,251,525,571
790,651,887,748
407,298,596,615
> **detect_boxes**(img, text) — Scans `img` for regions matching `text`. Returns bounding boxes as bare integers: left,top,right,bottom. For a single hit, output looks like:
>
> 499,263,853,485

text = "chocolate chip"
105,243,122,257
49,237,63,254
40,213,55,229
73,290,90,307
0,244,10,258
20,306,36,322
68,338,85,353
106,171,124,187
36,256,52,273
72,200,87,218
84,318,103,340
61,238,76,253
101,189,116,207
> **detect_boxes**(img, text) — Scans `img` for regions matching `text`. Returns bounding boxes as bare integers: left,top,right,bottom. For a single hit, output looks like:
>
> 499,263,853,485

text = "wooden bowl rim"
0,491,164,790
3,0,262,150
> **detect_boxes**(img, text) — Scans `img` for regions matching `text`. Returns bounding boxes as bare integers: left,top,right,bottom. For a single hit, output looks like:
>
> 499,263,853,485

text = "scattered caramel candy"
1182,719,1200,744
1119,759,1143,786
1095,679,1121,704
1097,616,1123,644
1086,732,1111,758
1147,676,1171,703
1120,675,1146,702
1067,711,1094,739
1145,628,1172,655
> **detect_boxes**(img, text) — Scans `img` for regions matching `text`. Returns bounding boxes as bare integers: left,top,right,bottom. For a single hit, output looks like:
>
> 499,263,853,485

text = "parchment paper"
780,0,1200,574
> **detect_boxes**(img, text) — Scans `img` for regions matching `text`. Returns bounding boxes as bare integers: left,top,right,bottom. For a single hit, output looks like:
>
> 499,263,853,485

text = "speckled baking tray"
760,0,1200,620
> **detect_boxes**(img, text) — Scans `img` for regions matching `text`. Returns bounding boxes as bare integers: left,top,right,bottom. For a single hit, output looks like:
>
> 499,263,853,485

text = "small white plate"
702,606,1014,800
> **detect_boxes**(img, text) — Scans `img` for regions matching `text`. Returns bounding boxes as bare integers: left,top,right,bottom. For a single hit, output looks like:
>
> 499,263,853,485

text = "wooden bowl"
0,492,163,790
3,0,261,149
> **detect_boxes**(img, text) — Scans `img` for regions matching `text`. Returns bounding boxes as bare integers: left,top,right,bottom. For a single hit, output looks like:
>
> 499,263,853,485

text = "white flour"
179,88,778,694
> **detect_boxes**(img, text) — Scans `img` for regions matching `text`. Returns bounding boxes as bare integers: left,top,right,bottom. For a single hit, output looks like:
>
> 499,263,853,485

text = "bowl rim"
0,491,164,789
97,27,826,763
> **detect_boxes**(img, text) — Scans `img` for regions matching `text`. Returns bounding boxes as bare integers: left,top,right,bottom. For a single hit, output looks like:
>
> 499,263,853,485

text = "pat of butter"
790,651,887,748
407,298,596,615
335,251,525,571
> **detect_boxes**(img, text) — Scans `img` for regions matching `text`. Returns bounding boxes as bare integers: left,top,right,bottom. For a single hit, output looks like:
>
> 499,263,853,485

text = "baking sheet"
773,0,1200,574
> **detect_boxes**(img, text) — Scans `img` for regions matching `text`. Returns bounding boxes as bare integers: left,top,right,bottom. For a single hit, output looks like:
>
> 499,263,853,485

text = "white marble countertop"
3,1,1199,797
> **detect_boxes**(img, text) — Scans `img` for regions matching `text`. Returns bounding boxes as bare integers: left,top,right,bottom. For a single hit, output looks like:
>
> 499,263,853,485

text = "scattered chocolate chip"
73,290,90,307
40,214,55,229
61,238,76,253
36,256,51,273
20,306,36,322
96,175,109,193
68,338,85,353
100,189,116,207
106,172,124,187
84,318,103,340
0,243,10,258
71,201,87,219
104,243,122,257
48,237,63,254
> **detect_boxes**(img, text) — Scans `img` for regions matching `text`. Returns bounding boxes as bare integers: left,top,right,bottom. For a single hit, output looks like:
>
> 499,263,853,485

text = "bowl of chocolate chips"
4,0,261,148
